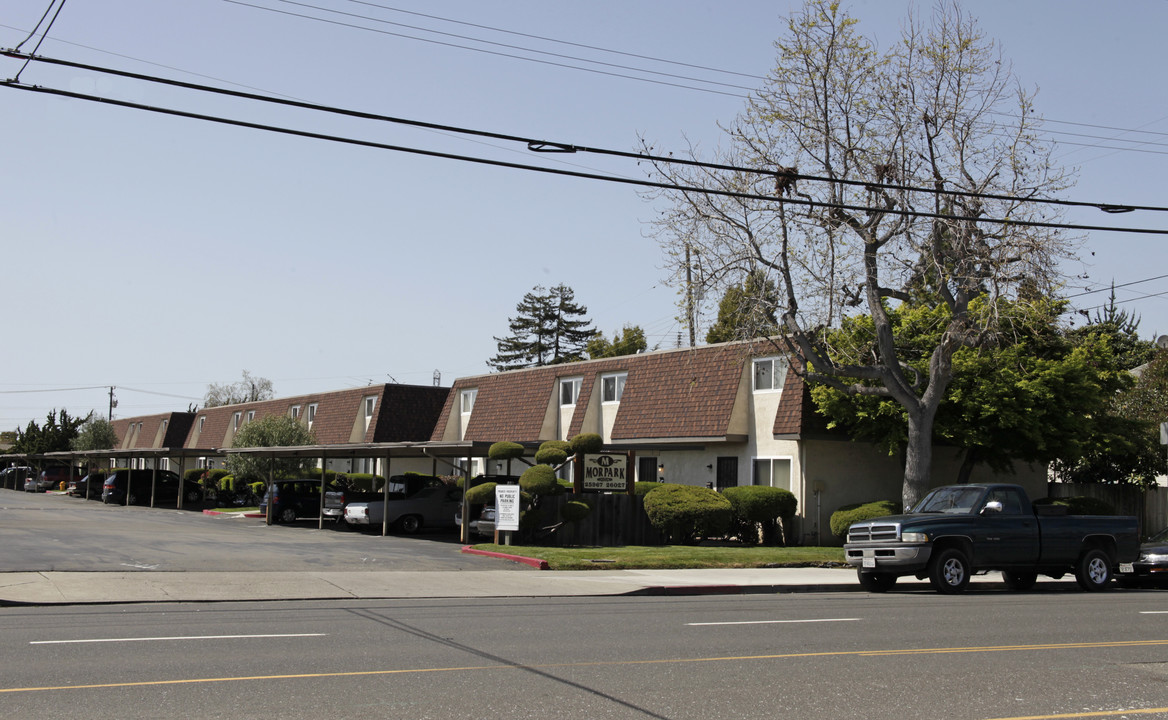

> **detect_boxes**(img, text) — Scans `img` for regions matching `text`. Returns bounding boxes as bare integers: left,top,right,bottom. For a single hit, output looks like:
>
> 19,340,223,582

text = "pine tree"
489,285,596,371
705,271,780,343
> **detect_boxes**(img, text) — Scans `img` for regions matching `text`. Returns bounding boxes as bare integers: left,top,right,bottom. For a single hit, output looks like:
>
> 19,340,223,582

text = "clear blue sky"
3,0,1166,429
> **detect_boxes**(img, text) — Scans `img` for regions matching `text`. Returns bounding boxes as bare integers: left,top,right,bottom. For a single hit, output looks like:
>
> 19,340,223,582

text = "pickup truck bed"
844,483,1139,594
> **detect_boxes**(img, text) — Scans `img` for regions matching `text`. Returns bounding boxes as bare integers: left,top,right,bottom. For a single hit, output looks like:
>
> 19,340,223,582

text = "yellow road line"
3,638,1166,695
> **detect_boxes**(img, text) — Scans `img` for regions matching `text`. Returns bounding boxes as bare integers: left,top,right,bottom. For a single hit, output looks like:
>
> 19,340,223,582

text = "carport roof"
215,440,496,459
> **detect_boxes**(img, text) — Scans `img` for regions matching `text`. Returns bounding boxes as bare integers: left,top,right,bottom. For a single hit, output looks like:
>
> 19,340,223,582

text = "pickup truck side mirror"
980,500,1003,515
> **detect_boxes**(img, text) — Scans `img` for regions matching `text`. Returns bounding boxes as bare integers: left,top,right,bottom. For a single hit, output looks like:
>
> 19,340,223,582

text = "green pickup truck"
844,483,1139,594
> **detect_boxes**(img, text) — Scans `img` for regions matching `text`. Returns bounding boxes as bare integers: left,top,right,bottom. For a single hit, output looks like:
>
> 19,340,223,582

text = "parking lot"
0,488,488,573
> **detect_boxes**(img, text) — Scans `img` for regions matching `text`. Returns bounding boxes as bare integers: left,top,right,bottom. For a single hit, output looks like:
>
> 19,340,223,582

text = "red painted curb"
461,546,549,570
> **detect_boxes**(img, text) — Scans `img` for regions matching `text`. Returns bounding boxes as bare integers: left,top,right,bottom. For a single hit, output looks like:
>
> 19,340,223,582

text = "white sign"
582,453,629,492
495,484,520,531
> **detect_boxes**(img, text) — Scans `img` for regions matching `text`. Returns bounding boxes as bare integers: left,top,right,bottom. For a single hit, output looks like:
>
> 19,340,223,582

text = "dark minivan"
102,469,202,507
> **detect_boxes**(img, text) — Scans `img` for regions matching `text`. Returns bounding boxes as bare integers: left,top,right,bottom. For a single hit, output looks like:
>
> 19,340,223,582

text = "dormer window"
753,357,789,392
560,377,582,406
460,388,477,415
601,373,627,403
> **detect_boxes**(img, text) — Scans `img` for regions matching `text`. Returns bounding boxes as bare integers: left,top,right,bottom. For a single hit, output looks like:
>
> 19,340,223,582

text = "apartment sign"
583,453,629,491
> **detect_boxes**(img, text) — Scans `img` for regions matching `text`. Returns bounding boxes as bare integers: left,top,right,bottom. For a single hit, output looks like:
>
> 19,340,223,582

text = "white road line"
686,618,861,626
31,633,326,645
1139,611,1168,615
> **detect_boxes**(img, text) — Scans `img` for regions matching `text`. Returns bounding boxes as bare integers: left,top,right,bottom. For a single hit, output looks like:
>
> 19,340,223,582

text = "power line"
221,0,747,98
8,50,1168,219
4,75,1168,238
1065,273,1168,299
0,384,107,394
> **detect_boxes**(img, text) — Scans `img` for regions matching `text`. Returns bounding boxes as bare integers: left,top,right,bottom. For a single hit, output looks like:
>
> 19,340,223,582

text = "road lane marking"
30,633,326,645
3,638,1166,694
984,709,1168,719
686,618,860,626
1139,611,1168,614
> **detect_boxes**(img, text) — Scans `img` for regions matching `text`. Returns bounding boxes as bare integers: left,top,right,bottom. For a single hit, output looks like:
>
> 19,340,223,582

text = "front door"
716,457,738,491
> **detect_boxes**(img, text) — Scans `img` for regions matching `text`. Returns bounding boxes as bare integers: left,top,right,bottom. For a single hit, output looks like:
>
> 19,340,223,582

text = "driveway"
0,489,498,573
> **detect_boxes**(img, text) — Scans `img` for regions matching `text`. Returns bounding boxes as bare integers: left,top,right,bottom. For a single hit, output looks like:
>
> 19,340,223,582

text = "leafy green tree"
643,1,1074,508
225,415,317,482
811,298,1135,484
705,271,780,343
489,284,596,371
11,409,88,455
1067,286,1156,371
72,417,118,451
204,370,275,408
1050,346,1168,486
588,324,649,359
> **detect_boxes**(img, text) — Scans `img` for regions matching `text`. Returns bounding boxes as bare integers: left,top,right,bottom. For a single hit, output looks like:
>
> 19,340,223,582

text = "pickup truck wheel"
1001,571,1038,591
857,570,897,593
929,548,971,594
397,515,422,534
1075,548,1113,591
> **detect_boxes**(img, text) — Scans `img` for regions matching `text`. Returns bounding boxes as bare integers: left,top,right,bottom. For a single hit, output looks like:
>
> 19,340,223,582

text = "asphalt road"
0,488,501,572
1,592,1167,719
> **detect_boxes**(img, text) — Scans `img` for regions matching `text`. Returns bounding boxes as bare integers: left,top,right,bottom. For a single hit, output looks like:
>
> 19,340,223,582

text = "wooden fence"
1046,482,1168,538
535,493,664,547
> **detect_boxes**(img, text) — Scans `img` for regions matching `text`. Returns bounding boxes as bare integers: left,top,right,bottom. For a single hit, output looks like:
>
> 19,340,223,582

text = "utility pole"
685,243,696,348
108,386,117,422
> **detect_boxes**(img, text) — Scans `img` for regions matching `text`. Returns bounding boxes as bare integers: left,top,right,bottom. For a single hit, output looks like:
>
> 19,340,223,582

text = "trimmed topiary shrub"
535,442,569,466
519,465,560,496
633,481,663,497
561,499,593,523
489,441,526,461
184,468,206,483
830,500,902,539
722,486,798,546
643,484,733,545
1033,496,1116,515
207,469,231,484
465,482,497,505
569,433,603,455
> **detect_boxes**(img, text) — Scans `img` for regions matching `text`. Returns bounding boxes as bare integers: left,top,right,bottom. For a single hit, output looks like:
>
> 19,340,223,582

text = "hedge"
722,486,798,545
642,484,732,545
829,500,902,539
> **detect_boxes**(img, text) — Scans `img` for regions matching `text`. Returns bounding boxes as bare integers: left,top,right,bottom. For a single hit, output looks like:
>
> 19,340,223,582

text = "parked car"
455,505,496,538
1,466,34,491
259,479,327,523
101,469,197,506
26,466,79,492
344,485,464,533
1117,526,1168,586
844,483,1140,594
323,474,445,524
66,472,106,499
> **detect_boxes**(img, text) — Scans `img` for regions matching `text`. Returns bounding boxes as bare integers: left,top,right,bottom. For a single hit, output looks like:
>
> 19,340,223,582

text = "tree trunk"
902,406,937,510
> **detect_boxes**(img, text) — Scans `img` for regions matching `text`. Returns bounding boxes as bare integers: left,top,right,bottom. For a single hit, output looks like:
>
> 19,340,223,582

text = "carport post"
150,463,158,508
265,458,274,526
318,455,327,531
461,458,471,544
380,452,391,537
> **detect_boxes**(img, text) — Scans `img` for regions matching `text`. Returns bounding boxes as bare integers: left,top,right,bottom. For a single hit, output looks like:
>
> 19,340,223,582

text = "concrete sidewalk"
0,560,1069,606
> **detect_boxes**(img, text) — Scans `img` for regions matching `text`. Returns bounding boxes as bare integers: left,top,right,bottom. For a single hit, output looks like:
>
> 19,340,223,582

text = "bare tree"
203,370,275,408
644,1,1075,507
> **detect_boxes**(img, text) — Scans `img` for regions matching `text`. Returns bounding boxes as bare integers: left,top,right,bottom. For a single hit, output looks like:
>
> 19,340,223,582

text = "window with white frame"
364,396,377,432
752,457,793,490
307,403,318,429
246,410,255,424
232,412,241,430
601,372,627,403
290,405,300,420
460,388,477,415
560,377,582,406
198,416,206,432
753,356,789,392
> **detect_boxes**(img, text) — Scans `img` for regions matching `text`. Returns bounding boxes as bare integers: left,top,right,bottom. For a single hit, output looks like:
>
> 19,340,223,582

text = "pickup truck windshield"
912,486,984,514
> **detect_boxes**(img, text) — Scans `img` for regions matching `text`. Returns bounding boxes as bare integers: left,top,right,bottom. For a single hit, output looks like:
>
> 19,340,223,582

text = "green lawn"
469,544,847,570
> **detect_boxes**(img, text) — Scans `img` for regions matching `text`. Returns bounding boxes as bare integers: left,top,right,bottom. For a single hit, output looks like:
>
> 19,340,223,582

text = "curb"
461,546,550,570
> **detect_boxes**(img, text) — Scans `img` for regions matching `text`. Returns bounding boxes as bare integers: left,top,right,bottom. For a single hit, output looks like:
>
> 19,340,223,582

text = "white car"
344,485,463,534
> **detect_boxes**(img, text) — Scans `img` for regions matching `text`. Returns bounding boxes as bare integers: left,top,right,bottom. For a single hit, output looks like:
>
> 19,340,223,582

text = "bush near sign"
582,453,629,492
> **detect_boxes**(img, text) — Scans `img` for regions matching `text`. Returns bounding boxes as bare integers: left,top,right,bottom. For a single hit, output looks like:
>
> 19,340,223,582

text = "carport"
37,447,221,509
221,440,495,540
